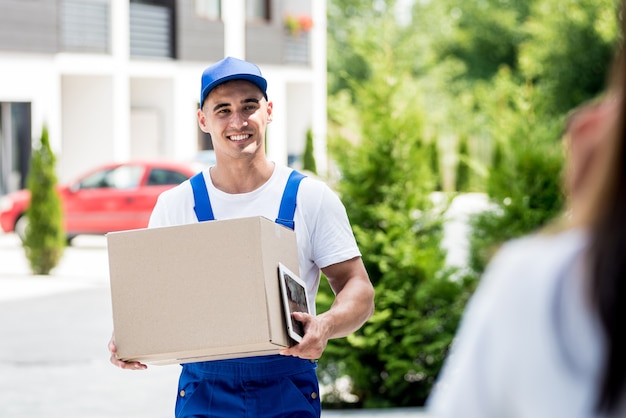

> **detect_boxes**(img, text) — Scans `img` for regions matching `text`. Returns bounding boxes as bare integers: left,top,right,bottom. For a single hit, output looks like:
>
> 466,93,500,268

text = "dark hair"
589,3,626,413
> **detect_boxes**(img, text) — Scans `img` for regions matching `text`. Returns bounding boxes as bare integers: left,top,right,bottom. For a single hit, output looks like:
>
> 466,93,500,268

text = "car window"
146,168,189,186
78,170,109,189
78,165,143,189
108,165,143,189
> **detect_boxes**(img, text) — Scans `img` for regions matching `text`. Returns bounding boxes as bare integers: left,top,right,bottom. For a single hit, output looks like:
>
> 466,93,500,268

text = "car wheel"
14,214,28,242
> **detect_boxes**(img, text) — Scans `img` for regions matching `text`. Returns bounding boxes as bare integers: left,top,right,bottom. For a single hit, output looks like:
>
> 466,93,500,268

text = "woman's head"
563,95,621,224
568,34,625,227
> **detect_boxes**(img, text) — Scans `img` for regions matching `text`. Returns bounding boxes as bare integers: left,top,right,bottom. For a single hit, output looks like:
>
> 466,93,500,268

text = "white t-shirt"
148,164,361,315
427,228,624,418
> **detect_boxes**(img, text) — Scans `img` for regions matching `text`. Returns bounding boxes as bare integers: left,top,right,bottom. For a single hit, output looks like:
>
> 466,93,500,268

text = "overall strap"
276,170,306,230
190,169,306,228
190,172,215,222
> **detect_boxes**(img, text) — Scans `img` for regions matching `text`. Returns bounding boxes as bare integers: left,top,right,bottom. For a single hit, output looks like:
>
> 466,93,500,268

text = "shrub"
23,125,65,275
302,128,317,174
321,38,473,406
469,126,565,275
455,135,471,192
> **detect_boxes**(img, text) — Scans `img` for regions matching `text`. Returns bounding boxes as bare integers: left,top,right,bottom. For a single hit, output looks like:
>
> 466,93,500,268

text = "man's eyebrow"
212,98,260,112
212,103,230,112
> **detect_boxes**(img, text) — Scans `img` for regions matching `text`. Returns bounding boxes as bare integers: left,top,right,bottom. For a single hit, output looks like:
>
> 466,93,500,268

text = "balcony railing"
284,32,310,65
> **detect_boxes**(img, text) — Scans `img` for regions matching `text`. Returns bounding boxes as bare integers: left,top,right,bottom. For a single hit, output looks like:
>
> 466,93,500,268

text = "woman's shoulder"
495,229,587,266
480,228,588,299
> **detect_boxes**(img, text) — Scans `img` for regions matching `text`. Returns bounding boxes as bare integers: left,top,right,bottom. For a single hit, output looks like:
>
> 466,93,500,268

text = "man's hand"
108,333,148,370
279,311,330,359
280,257,374,360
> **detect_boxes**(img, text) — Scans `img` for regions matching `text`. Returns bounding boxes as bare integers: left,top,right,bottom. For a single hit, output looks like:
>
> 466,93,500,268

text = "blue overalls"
175,170,321,418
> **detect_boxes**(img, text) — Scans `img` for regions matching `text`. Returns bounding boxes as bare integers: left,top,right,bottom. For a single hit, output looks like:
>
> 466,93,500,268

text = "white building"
0,0,327,192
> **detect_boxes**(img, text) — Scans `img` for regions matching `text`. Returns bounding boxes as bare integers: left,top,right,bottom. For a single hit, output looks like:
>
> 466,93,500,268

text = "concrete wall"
60,75,115,182
176,0,224,62
0,0,58,53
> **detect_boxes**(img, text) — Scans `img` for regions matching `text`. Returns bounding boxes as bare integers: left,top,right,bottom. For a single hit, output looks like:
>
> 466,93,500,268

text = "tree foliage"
468,96,566,272
427,0,531,81
519,0,618,115
320,10,474,408
461,0,618,275
302,128,317,174
322,0,620,409
409,0,618,275
428,141,442,191
454,136,471,192
23,125,65,275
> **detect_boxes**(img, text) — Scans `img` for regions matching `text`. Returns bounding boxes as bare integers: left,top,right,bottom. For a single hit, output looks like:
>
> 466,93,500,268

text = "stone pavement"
0,232,430,417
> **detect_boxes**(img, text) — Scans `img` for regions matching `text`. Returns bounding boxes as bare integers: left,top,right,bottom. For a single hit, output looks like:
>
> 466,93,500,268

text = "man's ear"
266,101,273,124
197,109,210,133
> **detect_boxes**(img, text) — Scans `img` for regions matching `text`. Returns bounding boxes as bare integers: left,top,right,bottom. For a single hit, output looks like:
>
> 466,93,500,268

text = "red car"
0,160,200,243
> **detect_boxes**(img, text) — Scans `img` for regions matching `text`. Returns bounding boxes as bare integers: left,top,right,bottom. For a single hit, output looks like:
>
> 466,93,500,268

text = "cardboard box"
107,216,299,365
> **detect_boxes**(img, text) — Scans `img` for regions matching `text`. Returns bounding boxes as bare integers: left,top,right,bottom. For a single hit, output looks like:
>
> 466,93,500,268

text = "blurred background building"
0,0,327,194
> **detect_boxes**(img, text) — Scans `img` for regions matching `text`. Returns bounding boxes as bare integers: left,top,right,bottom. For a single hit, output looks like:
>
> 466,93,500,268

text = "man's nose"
231,112,248,128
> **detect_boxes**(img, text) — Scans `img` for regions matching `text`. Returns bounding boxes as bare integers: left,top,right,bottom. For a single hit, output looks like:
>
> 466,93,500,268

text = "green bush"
323,0,618,408
454,136,471,192
321,29,475,406
459,68,567,276
469,126,565,275
428,141,442,191
23,125,65,275
302,128,317,174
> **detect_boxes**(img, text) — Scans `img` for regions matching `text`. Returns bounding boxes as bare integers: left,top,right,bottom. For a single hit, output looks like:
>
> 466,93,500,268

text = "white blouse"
427,229,625,417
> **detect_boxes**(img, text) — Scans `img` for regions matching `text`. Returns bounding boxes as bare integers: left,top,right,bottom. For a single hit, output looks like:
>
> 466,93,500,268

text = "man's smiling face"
198,79,273,161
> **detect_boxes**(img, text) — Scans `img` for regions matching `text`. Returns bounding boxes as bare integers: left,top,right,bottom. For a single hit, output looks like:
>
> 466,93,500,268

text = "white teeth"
229,134,249,141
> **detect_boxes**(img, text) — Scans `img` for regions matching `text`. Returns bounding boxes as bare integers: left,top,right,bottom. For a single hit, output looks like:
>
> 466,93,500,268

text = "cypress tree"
428,140,442,191
455,135,471,192
23,125,65,275
302,128,317,174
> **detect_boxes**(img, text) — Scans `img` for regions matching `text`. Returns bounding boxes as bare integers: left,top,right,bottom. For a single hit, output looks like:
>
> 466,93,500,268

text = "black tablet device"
278,263,310,343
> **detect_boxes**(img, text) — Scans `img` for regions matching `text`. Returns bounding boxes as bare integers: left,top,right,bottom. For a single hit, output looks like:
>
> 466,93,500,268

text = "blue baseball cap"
200,57,268,107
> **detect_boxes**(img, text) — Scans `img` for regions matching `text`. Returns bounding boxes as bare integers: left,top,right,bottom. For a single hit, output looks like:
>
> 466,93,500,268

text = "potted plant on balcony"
284,14,313,37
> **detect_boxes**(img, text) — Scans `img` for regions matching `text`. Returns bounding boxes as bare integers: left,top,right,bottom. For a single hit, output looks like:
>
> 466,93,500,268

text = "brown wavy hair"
584,1,626,413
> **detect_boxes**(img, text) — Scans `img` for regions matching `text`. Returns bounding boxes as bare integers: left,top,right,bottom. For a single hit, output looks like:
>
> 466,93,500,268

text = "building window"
195,0,220,20
60,0,110,53
246,0,271,22
0,102,31,194
129,0,176,58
